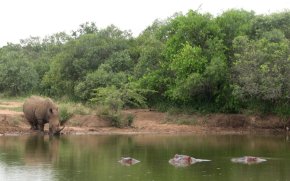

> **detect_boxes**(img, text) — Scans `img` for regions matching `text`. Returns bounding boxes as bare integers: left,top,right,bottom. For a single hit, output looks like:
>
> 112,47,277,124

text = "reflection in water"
24,135,60,165
0,134,290,181
0,162,54,181
0,135,60,181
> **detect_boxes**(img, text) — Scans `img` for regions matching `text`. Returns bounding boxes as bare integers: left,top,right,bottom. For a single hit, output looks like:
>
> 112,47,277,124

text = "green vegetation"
0,106,22,112
0,97,23,112
1,10,290,118
10,117,21,126
165,115,199,125
58,102,93,125
96,106,135,128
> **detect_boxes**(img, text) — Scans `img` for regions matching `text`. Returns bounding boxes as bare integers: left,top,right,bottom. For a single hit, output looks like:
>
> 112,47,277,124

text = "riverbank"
0,99,289,136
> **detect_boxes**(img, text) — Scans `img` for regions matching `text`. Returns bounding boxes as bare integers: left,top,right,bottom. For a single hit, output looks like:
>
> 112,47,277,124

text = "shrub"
59,106,73,125
127,114,135,127
0,59,39,96
97,106,135,128
91,83,147,111
58,102,92,125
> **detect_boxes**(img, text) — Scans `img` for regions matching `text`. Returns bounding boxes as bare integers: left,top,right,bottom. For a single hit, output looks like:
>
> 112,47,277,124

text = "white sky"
1,0,290,46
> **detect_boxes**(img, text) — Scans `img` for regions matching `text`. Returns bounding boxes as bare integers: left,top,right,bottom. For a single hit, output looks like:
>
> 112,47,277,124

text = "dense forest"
1,9,290,116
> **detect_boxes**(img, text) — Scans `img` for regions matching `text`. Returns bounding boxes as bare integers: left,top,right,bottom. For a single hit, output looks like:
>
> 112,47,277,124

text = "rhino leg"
28,120,38,130
30,124,38,130
37,120,45,132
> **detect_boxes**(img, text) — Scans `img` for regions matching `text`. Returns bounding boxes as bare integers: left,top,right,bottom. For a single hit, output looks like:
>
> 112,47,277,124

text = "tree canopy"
1,10,290,115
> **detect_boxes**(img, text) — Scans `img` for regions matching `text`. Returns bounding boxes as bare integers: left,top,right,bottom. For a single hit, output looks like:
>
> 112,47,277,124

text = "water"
0,134,290,181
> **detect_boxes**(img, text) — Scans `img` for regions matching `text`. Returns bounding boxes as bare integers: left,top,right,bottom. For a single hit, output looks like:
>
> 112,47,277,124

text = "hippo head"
47,105,64,136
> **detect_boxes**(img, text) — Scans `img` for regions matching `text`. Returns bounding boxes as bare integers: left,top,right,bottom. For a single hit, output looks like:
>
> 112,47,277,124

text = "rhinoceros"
23,96,64,135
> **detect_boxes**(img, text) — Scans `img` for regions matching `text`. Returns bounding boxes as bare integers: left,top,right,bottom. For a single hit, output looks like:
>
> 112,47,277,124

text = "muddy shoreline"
0,108,288,136
0,99,289,136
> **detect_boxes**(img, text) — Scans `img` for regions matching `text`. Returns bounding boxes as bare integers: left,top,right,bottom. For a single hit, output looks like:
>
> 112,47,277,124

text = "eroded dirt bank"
0,101,289,136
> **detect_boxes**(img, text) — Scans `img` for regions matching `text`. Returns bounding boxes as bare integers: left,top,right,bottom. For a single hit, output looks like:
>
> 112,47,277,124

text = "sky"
1,0,290,46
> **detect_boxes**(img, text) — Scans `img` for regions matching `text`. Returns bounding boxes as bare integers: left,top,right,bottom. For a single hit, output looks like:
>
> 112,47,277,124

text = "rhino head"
47,105,65,136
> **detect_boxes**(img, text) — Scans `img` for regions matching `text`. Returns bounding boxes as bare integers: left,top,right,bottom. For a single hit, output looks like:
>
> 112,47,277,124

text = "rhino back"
23,96,48,122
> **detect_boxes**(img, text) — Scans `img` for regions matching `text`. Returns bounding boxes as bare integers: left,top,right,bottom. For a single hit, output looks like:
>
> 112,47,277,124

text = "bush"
273,102,290,121
59,106,73,125
127,114,135,127
58,102,92,125
0,59,39,96
97,106,135,128
91,83,147,110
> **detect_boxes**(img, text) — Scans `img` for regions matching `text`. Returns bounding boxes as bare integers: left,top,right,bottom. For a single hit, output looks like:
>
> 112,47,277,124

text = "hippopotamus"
169,154,211,167
231,156,267,165
23,96,64,135
118,157,140,166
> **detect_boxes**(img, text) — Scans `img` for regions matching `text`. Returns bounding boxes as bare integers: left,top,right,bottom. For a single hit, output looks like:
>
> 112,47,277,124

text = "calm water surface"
0,134,290,181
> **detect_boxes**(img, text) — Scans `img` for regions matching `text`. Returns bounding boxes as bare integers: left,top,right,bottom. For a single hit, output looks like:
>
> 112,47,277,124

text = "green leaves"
162,10,221,60
91,83,148,111
157,11,228,104
74,64,128,101
166,43,206,101
41,25,133,98
232,33,290,101
170,43,206,76
1,10,290,115
0,48,39,96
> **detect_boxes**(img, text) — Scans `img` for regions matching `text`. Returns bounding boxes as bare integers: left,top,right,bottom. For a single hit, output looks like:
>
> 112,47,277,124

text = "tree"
74,64,128,101
216,9,255,63
107,50,134,73
167,42,227,103
134,24,165,78
42,25,132,98
91,83,147,111
153,10,228,105
232,33,290,102
72,22,98,38
0,46,39,95
250,11,290,40
160,10,222,59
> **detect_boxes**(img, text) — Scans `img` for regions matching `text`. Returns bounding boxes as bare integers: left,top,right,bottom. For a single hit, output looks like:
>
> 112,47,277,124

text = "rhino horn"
56,125,65,133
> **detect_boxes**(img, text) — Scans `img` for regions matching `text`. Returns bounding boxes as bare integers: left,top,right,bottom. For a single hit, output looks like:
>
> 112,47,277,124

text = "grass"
164,112,199,125
0,95,27,102
96,106,135,128
0,106,23,112
176,118,198,125
57,102,95,125
10,117,21,126
68,119,82,127
165,117,198,125
57,101,93,114
0,96,23,113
